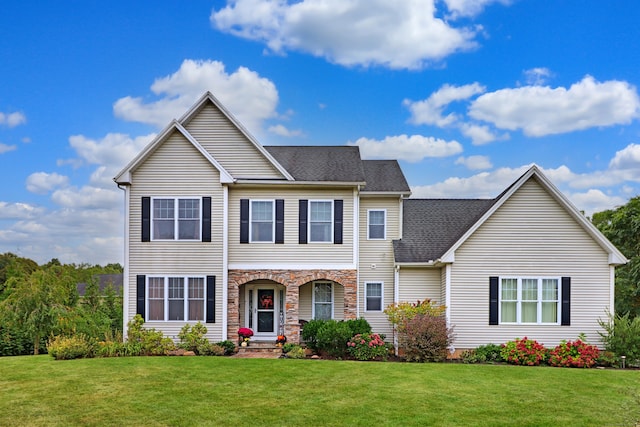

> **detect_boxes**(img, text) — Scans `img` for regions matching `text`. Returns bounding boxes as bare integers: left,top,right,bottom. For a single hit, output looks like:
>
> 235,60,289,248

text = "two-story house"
115,92,626,352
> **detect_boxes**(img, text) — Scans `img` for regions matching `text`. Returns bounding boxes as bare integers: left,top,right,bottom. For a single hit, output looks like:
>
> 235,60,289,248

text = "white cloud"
113,59,279,134
469,76,640,136
51,186,121,210
523,67,552,86
25,172,69,195
459,123,506,145
609,143,640,170
0,202,45,220
349,134,463,162
567,189,626,217
67,132,154,172
268,124,304,137
0,111,26,127
211,0,482,69
0,143,17,154
443,0,511,18
455,155,493,170
405,82,485,126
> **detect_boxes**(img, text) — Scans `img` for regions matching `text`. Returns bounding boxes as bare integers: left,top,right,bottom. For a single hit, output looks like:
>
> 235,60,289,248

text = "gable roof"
362,160,411,194
394,165,628,266
265,146,366,183
113,120,235,184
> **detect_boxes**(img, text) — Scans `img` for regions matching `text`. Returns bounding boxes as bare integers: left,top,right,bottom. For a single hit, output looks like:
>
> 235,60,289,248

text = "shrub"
598,312,640,365
500,337,548,366
400,314,454,362
347,333,389,361
597,351,618,367
126,315,175,356
385,299,446,332
178,322,214,355
345,318,372,337
316,320,353,358
47,334,94,360
548,340,599,368
216,340,236,356
460,344,504,364
283,344,306,359
300,319,324,351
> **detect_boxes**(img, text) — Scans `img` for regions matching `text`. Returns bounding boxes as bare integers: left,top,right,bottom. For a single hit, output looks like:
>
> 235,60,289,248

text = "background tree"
592,196,640,318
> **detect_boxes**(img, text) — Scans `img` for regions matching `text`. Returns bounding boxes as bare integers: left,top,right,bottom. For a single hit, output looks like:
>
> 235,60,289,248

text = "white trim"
312,281,334,320
609,265,615,317
364,281,384,312
121,184,130,339
150,196,202,241
244,284,281,339
393,265,400,354
145,275,207,323
222,186,229,340
367,209,387,240
398,198,403,239
353,189,360,316
249,199,275,243
497,276,562,325
445,264,451,325
228,263,356,270
308,199,334,243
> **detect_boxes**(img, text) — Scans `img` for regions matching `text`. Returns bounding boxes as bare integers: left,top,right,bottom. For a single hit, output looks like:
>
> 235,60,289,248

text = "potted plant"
276,335,287,347
238,327,253,347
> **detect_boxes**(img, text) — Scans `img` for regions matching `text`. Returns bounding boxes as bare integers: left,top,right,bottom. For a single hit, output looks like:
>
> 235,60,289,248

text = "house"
76,274,123,297
114,92,627,352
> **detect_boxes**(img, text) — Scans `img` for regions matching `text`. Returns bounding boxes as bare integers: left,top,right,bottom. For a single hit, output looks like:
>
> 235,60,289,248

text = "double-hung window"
146,276,205,322
152,198,200,240
499,277,560,324
313,282,333,320
250,200,274,242
368,210,386,240
309,201,333,242
365,282,383,311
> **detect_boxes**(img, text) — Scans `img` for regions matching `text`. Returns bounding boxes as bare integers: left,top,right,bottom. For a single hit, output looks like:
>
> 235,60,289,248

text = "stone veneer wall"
228,269,357,343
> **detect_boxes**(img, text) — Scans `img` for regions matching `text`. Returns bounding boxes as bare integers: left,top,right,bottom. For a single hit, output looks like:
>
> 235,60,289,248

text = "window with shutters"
309,200,333,243
152,198,200,240
499,277,560,324
146,276,205,322
250,200,274,242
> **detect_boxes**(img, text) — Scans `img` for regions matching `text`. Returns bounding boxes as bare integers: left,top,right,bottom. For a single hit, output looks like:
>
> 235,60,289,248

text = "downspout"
394,264,400,355
354,187,360,318
117,183,130,340
222,185,229,340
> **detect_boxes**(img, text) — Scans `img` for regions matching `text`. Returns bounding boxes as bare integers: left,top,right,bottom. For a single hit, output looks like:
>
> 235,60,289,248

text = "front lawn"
1,356,638,426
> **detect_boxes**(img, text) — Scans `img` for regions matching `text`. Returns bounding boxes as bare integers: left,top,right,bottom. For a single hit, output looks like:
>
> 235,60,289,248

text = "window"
499,277,560,324
313,282,333,320
309,201,333,242
250,200,274,242
365,282,383,311
368,210,386,240
152,198,200,240
146,276,205,321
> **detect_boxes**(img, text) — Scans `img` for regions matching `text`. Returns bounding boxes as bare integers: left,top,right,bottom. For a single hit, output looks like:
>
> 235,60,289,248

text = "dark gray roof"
393,198,496,263
362,160,411,193
265,146,366,182
77,274,123,297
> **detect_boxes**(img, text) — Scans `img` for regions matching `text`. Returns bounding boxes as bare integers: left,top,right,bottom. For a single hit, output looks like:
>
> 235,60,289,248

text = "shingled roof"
393,198,496,263
265,146,366,183
362,160,411,193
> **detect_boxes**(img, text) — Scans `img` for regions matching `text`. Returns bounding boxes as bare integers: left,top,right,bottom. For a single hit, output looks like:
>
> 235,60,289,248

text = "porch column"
284,284,300,343
227,280,240,341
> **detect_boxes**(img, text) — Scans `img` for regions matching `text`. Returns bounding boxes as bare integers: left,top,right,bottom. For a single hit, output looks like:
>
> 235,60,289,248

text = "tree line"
0,253,122,356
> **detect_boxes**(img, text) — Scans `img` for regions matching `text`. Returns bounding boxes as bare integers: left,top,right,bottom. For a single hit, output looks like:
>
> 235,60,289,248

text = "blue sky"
2,1,640,265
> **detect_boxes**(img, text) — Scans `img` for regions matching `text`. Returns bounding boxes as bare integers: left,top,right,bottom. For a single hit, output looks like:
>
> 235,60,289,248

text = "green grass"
1,356,639,426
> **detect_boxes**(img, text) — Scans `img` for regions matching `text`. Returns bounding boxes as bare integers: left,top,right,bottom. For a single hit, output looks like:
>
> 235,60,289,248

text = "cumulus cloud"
405,82,485,126
268,124,304,137
211,0,483,69
0,202,45,220
523,67,552,86
609,143,640,170
0,143,17,154
459,123,506,145
0,111,26,127
51,186,121,210
443,0,511,18
469,76,640,136
67,133,154,172
113,59,279,134
567,189,626,216
455,155,493,170
25,172,69,195
349,134,463,162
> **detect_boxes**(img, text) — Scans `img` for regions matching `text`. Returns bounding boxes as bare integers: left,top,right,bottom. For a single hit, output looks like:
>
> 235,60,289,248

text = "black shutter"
561,277,571,326
489,276,499,325
334,200,343,244
202,197,211,242
275,199,284,244
136,275,146,319
206,276,216,323
240,199,249,244
141,197,151,242
299,200,308,244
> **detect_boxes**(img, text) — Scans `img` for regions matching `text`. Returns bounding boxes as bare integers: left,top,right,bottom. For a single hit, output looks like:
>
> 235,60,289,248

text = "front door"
246,285,280,340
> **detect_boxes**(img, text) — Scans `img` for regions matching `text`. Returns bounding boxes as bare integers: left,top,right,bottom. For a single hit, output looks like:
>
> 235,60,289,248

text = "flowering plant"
548,340,599,368
500,337,548,366
238,328,254,339
347,333,389,361
276,335,287,345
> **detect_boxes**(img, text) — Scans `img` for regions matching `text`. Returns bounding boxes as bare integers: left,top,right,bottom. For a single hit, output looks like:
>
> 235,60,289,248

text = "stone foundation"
228,269,357,343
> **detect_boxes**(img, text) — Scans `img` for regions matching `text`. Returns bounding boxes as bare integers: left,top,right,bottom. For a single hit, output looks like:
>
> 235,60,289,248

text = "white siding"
359,197,401,338
398,267,442,304
127,129,225,341
228,187,354,265
184,103,284,179
448,177,612,349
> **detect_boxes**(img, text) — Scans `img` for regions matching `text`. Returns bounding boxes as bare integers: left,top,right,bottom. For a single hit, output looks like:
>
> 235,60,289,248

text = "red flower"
238,327,254,338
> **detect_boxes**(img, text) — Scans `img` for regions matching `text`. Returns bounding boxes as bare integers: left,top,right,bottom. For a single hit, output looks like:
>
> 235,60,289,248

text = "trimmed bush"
316,320,353,358
283,344,306,359
347,333,389,361
126,315,175,356
400,314,454,362
501,337,548,366
460,344,504,364
548,340,599,368
216,340,236,356
300,319,324,351
47,334,94,360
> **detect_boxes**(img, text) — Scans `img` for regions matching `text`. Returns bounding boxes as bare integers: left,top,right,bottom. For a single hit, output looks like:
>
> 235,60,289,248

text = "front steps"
233,341,284,359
